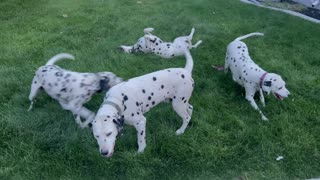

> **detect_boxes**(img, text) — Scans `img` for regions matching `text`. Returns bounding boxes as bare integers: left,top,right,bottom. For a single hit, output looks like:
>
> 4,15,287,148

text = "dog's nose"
101,150,109,156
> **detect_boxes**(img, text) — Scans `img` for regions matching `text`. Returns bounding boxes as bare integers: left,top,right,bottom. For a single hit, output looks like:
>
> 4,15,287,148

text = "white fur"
92,50,194,157
28,53,123,128
224,33,290,120
120,27,202,58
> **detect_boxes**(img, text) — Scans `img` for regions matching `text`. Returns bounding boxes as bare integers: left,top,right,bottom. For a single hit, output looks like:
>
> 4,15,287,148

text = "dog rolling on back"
28,53,123,128
120,27,202,58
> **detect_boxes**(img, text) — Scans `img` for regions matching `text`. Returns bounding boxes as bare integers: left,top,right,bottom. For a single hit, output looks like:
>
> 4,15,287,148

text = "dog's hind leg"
188,27,195,40
172,100,192,135
77,107,95,128
28,77,42,111
191,40,202,49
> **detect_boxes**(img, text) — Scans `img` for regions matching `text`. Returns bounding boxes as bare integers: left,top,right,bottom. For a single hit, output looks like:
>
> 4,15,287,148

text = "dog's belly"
106,68,193,116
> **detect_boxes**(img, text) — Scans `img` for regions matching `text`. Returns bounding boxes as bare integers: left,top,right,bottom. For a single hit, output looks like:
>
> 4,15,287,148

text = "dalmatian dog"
119,27,202,58
92,50,194,157
28,53,123,128
222,32,290,120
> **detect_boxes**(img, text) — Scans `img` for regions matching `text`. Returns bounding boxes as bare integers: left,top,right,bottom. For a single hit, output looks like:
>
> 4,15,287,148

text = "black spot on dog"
173,96,176,99
146,104,149,107
151,92,154,96
140,131,144,135
123,95,128,101
181,74,185,79
152,101,155,105
132,113,134,117
171,54,175,57
60,88,67,92
182,97,185,101
136,102,139,106
64,73,71,79
148,96,151,100
142,89,146,93
137,112,140,115
124,105,127,111
42,69,47,72
237,46,241,49
55,72,63,77
161,85,164,89
153,77,157,81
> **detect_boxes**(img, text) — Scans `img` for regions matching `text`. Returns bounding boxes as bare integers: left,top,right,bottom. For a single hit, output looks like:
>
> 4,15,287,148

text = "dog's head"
144,34,163,49
92,112,124,158
262,73,290,100
97,72,123,92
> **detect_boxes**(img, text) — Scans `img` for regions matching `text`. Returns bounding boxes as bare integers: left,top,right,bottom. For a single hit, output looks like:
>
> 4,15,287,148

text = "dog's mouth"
274,93,284,100
103,152,113,158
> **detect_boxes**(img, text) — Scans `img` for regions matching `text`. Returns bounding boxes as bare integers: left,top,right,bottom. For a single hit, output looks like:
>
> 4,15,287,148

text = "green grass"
0,0,320,179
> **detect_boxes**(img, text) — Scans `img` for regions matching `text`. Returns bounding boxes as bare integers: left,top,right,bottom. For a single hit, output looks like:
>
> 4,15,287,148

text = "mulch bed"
300,7,320,20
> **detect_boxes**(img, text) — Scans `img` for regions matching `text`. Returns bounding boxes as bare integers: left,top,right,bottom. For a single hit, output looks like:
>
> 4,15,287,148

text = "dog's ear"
262,81,272,95
113,117,124,134
264,81,272,87
99,78,110,92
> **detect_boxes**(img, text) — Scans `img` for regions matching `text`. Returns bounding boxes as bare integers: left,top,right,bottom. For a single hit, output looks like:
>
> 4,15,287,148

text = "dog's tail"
45,53,75,66
234,32,264,41
143,28,154,35
184,50,193,73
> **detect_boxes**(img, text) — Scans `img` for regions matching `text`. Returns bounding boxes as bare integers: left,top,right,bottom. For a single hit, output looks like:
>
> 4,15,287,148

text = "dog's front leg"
245,86,268,121
133,116,147,153
259,88,266,107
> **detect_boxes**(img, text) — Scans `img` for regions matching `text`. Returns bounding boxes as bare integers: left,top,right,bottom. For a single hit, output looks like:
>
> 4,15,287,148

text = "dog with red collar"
222,32,290,120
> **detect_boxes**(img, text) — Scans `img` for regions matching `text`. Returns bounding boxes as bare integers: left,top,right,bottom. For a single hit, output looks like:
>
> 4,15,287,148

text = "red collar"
259,72,268,88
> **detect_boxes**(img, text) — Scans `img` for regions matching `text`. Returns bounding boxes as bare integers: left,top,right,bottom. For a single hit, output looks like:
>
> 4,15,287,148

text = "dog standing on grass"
28,53,123,128
92,50,195,157
120,27,202,58
216,33,290,120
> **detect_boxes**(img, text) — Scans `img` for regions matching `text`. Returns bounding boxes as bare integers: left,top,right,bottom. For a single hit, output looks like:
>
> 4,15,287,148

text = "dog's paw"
137,146,146,153
261,115,268,121
175,129,185,135
119,46,132,53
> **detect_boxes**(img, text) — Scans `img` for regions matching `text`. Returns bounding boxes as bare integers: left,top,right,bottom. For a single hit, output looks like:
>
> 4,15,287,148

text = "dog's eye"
278,87,283,90
106,132,112,137
96,135,99,138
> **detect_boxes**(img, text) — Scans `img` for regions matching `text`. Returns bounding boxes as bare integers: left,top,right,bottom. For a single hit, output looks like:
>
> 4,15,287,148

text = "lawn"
0,0,319,179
